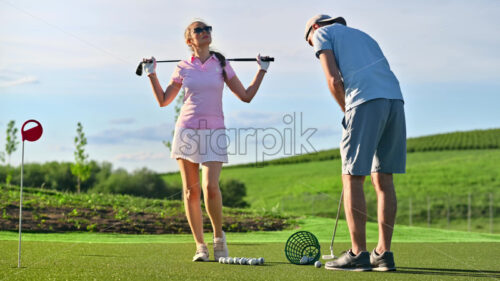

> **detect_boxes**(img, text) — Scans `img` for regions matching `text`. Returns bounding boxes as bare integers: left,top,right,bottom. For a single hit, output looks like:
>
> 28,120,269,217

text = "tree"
3,120,19,185
70,122,91,193
163,89,185,151
5,120,19,165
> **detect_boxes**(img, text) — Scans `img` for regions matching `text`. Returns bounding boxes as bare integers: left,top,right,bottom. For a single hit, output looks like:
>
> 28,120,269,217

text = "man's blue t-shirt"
313,23,404,111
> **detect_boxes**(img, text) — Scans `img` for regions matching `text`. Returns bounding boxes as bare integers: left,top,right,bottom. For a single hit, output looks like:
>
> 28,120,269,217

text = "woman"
143,20,269,261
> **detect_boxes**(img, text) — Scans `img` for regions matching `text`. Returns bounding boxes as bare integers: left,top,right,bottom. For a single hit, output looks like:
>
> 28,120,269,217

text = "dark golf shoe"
325,249,372,271
370,249,396,271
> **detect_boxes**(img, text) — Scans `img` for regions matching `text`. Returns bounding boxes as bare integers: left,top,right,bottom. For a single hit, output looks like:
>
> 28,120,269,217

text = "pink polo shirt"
171,54,236,129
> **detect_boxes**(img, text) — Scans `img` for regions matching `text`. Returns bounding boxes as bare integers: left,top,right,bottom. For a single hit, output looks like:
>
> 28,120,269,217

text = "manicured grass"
2,217,499,280
1,241,499,280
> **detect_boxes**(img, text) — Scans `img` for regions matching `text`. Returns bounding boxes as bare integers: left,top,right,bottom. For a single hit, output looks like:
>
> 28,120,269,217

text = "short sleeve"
170,63,183,84
224,61,236,80
313,28,333,59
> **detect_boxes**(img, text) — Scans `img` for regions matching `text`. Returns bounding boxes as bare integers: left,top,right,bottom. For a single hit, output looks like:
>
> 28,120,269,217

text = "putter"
322,188,344,260
135,56,275,76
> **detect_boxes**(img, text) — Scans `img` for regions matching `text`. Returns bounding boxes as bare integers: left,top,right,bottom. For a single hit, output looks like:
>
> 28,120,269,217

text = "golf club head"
322,254,337,260
135,62,144,76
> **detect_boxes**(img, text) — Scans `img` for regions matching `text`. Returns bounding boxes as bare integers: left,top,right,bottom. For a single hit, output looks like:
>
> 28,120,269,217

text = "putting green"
1,241,499,280
1,217,499,280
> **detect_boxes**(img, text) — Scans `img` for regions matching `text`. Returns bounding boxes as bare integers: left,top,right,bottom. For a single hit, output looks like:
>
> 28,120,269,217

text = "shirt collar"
190,54,217,64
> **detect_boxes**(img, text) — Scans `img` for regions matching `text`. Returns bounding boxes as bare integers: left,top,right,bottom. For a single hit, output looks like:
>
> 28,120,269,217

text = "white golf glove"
143,56,156,76
257,54,270,72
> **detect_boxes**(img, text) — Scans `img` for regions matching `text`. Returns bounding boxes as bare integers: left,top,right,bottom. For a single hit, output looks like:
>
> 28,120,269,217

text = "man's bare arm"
318,50,346,112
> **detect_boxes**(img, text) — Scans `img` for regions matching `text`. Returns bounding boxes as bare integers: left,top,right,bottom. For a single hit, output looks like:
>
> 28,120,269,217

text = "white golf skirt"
170,127,229,163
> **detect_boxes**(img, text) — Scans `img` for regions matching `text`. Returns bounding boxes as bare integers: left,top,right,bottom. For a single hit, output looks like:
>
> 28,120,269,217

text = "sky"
1,0,499,173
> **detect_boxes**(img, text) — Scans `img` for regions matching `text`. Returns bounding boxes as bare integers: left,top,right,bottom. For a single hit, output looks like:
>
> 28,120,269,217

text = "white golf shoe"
192,244,209,262
213,231,229,261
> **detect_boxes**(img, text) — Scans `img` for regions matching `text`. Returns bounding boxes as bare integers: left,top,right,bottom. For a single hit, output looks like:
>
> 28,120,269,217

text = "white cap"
304,14,346,41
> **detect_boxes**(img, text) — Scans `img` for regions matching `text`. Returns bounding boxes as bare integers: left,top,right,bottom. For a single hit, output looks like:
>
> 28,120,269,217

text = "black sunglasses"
193,26,212,34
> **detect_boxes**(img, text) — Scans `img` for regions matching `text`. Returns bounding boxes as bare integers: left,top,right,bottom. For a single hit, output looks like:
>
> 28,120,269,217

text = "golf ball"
300,256,310,265
240,258,248,265
258,257,264,264
234,257,240,264
249,258,258,265
227,257,234,264
314,261,322,268
219,257,224,263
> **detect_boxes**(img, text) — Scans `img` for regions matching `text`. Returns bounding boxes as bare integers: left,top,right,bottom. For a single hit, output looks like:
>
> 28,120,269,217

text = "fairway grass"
162,150,500,223
1,242,499,280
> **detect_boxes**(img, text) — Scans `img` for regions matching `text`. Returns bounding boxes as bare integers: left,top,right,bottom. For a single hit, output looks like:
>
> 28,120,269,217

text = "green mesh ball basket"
284,231,321,265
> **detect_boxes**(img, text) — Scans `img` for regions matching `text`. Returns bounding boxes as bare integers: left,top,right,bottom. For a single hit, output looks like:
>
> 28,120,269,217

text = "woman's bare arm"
148,73,182,107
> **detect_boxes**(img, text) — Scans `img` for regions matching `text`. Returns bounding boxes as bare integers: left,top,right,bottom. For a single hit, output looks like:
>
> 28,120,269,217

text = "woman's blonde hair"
184,20,228,81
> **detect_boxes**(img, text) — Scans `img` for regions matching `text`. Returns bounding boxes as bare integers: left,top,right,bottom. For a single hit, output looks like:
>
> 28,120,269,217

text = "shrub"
220,179,249,208
91,168,180,199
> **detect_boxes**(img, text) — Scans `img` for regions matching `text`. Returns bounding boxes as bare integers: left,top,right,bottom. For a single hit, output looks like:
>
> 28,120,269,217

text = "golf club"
135,56,275,76
322,188,344,260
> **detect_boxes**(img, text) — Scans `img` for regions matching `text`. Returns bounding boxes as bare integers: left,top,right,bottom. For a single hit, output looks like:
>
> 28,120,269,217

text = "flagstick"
17,119,43,269
18,140,24,268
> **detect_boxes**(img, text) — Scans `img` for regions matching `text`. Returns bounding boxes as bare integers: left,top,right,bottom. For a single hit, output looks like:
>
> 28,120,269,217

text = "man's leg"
327,101,386,271
371,172,397,253
342,174,367,255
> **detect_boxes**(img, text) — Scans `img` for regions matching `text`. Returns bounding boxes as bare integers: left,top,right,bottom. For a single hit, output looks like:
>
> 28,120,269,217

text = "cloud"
1,0,499,83
114,151,168,162
88,123,173,145
225,111,284,128
0,75,39,88
109,118,135,125
51,145,72,152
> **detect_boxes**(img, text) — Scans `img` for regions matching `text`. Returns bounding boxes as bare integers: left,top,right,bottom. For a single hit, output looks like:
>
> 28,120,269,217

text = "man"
305,14,406,271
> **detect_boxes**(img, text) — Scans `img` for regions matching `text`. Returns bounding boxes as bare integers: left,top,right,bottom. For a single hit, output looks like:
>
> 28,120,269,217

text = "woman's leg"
177,158,205,246
201,161,224,238
201,161,228,260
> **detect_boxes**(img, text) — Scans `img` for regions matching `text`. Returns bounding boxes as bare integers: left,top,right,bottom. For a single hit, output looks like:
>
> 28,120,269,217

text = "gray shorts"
340,98,406,175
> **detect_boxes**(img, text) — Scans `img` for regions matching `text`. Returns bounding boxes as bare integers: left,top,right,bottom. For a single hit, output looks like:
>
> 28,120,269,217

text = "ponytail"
209,51,228,81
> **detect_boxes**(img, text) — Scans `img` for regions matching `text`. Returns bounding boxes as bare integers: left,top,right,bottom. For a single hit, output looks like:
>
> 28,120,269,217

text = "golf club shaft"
228,58,274,61
136,57,274,76
330,188,344,254
155,60,182,63
154,57,274,63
